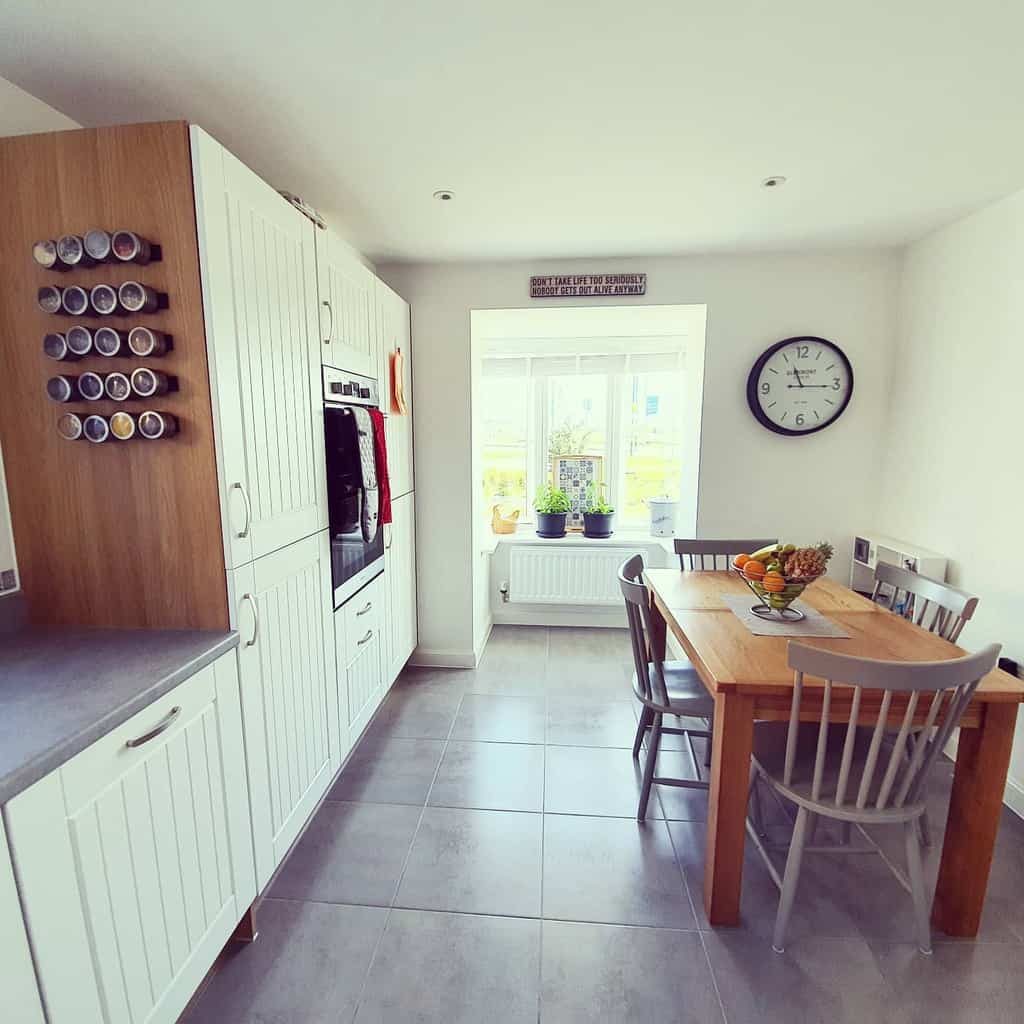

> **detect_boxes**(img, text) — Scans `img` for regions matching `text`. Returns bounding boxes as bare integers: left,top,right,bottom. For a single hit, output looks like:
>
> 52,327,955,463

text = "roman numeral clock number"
745,335,854,436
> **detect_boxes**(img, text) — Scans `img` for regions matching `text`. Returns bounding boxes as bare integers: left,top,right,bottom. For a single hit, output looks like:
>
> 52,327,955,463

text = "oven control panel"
323,366,378,406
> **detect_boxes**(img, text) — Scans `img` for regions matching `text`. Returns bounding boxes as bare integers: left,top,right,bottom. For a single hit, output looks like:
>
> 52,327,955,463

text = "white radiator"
509,545,641,605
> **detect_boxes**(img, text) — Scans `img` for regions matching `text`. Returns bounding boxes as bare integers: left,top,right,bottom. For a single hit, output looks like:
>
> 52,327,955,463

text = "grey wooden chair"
618,555,716,820
871,561,979,642
748,640,1000,955
871,562,980,845
674,538,777,572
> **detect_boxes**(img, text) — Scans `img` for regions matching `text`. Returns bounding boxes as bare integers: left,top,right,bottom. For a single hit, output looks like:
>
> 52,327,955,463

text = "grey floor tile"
428,740,545,812
543,813,695,928
704,930,901,1024
542,919,723,1023
329,735,445,805
653,748,711,822
667,819,864,941
396,806,543,917
544,743,663,818
547,626,631,663
269,801,422,906
466,664,549,697
450,694,547,743
363,684,461,740
546,697,638,748
185,899,387,1024
355,909,540,1024
871,940,1024,1023
478,625,549,672
393,665,476,693
544,658,633,700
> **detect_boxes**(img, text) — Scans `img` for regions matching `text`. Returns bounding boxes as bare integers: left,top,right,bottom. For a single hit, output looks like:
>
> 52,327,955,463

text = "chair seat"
751,722,923,821
633,661,715,717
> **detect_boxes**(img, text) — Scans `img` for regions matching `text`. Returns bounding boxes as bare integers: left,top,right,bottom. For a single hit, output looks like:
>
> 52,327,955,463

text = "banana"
750,543,780,562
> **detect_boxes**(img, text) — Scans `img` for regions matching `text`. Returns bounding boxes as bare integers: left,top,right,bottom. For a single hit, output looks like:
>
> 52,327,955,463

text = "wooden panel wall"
0,122,228,629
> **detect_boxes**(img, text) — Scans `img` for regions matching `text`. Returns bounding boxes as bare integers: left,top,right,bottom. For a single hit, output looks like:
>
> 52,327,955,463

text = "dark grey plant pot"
535,511,568,538
582,511,615,538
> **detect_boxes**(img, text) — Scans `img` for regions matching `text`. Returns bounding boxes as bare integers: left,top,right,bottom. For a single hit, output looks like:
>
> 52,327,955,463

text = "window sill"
481,526,675,557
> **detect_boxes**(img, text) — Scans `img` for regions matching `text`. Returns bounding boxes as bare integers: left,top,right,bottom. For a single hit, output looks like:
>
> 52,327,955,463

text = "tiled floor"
187,626,1024,1023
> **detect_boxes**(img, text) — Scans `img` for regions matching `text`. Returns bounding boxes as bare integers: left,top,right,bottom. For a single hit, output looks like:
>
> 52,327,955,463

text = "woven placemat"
722,594,852,638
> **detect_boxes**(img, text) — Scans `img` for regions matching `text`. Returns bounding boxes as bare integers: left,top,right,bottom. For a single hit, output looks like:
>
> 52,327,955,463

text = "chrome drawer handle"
356,601,372,616
357,629,373,646
125,706,181,748
233,482,252,539
243,592,259,647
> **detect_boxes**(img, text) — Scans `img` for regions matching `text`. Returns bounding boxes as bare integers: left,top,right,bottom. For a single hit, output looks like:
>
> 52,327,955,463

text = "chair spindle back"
674,538,777,572
618,555,670,705
871,561,979,643
782,642,1000,813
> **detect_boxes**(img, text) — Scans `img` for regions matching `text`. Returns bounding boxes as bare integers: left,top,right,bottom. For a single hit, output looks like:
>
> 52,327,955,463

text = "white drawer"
341,575,383,666
60,662,217,814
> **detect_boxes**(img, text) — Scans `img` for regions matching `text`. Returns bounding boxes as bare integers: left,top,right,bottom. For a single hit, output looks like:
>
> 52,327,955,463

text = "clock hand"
787,384,830,389
792,368,805,388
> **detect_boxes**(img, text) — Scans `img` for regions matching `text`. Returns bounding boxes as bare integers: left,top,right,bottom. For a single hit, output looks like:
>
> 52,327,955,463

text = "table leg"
932,702,1019,936
647,594,667,663
704,691,755,926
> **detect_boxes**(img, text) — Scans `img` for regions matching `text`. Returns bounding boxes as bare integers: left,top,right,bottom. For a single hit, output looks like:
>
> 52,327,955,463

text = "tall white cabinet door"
0,824,45,1024
385,491,418,683
5,652,255,1024
316,229,377,376
232,531,338,890
376,279,414,497
192,126,327,567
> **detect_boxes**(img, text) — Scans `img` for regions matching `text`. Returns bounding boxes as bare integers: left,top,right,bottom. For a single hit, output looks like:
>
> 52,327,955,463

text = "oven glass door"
324,404,384,606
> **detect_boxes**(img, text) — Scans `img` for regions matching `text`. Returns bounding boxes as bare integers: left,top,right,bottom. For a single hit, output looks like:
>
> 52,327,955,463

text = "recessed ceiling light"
761,176,787,189
433,189,455,201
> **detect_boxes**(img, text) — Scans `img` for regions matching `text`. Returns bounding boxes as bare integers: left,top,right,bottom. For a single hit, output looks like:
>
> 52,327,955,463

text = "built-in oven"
323,366,384,609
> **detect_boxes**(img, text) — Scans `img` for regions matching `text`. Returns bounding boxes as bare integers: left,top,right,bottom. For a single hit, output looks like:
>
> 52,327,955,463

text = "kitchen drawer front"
342,575,383,666
6,650,255,1024
346,629,383,743
60,662,217,815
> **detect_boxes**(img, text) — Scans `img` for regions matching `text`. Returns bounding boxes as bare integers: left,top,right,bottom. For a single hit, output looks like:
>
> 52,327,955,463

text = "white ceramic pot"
649,497,678,537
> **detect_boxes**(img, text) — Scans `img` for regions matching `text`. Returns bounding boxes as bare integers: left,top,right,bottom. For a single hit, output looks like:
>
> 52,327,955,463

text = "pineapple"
785,541,834,581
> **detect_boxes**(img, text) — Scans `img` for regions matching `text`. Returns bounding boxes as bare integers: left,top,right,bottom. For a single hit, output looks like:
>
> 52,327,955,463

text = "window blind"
482,350,682,378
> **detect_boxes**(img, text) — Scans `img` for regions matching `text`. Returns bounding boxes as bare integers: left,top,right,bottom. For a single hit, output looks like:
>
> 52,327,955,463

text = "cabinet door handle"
356,601,372,616
233,482,252,539
243,592,260,647
357,629,373,646
385,524,393,550
125,706,181,749
322,300,333,345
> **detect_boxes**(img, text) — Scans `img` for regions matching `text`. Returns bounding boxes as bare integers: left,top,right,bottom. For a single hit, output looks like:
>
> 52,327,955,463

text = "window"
480,375,530,517
480,358,686,528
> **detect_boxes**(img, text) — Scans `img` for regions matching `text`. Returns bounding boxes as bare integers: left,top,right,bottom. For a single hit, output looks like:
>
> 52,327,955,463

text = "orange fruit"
733,553,750,569
762,572,785,593
743,560,766,581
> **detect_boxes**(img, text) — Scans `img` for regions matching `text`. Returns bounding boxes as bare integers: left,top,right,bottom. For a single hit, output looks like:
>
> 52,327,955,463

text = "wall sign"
530,273,646,299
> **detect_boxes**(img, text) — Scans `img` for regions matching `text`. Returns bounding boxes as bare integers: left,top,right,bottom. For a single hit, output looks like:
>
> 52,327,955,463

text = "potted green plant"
582,481,615,538
534,483,571,538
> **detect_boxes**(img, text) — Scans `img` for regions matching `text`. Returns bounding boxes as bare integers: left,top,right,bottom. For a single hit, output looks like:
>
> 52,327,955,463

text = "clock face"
747,336,853,436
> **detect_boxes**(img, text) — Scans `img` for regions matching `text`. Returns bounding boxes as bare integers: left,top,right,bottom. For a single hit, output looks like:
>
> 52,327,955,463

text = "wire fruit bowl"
733,568,825,622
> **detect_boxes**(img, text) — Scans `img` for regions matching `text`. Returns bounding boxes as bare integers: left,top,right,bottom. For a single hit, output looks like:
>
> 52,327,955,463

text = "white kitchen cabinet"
0,823,45,1024
383,491,418,685
192,126,327,568
5,651,254,1024
231,530,338,890
376,278,414,497
316,228,377,376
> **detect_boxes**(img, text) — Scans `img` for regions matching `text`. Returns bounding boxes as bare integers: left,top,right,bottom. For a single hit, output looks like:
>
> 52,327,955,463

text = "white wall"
876,187,1024,810
381,251,898,662
0,77,80,592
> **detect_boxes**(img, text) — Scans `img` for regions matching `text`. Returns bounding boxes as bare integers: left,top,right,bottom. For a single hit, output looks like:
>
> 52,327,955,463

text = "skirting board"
409,648,481,669
1005,778,1024,822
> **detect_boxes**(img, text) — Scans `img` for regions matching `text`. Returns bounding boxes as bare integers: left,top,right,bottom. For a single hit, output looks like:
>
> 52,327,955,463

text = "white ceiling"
3,2,1024,263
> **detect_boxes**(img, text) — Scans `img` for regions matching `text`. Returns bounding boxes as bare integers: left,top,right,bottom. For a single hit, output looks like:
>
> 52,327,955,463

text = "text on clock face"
756,341,851,428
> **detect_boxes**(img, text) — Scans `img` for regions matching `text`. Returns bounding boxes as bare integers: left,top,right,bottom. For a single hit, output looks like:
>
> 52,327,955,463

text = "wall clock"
746,336,853,436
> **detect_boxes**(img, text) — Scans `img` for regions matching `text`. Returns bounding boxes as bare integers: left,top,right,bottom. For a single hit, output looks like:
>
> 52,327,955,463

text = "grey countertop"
0,627,239,804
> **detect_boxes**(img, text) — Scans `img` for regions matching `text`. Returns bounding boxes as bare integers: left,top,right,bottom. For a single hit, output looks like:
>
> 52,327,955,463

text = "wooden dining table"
643,568,1024,936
